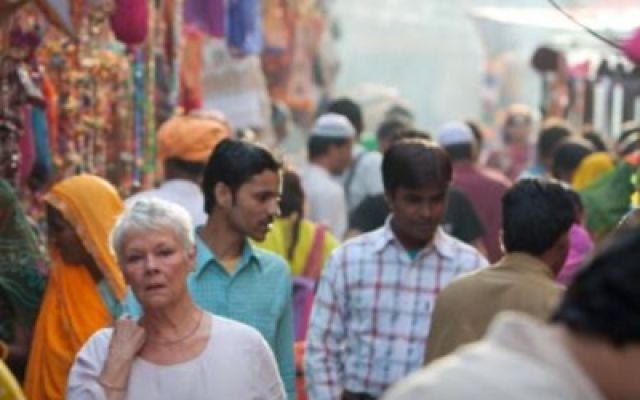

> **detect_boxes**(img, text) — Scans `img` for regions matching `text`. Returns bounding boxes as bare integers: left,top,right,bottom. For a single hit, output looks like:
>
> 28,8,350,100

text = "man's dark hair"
201,138,281,214
582,130,607,152
552,139,594,179
308,136,350,160
164,158,205,179
465,120,485,149
552,227,640,346
502,179,576,255
443,143,473,162
538,122,572,159
389,129,432,143
327,98,363,135
382,138,452,195
376,119,408,144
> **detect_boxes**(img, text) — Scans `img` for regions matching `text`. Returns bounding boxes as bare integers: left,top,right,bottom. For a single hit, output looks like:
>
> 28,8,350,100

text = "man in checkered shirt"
305,137,489,400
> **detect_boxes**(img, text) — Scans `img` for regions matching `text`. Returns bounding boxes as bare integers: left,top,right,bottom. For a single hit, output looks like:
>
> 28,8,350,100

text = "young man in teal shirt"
126,138,295,398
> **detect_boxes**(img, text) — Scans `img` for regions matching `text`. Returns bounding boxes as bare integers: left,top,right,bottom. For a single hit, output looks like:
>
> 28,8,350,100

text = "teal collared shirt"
124,229,296,399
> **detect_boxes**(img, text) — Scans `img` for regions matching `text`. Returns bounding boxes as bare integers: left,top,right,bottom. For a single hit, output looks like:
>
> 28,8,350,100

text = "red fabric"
110,0,149,45
452,161,511,263
295,341,308,400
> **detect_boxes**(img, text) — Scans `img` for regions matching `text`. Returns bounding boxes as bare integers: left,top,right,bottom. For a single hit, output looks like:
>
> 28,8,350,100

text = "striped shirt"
305,221,488,399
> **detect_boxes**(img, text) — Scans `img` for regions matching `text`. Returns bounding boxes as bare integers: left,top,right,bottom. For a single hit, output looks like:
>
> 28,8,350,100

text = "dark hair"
308,136,350,159
582,130,608,152
376,119,408,143
201,138,281,214
279,169,305,260
502,179,576,255
552,228,640,346
327,98,363,135
465,120,485,149
551,139,594,179
618,122,640,145
566,188,584,218
538,122,572,159
382,138,452,195
443,143,473,162
389,129,432,144
164,158,205,178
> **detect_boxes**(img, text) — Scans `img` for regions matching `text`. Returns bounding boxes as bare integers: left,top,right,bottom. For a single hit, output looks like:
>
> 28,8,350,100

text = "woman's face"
46,204,93,265
121,228,195,310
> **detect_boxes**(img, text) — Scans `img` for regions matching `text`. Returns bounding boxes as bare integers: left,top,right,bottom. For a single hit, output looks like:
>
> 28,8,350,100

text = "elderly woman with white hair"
66,198,286,400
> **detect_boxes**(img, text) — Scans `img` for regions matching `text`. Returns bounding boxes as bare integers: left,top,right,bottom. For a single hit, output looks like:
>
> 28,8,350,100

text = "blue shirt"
124,229,296,399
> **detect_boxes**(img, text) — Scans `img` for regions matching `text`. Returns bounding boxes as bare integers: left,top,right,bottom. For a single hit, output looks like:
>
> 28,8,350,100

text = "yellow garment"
255,218,339,277
23,175,126,400
572,152,615,191
0,360,25,400
157,114,230,162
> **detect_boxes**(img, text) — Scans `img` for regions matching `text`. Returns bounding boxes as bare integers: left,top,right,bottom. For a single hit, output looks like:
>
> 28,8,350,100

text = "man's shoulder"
438,230,486,260
252,246,291,276
387,340,549,400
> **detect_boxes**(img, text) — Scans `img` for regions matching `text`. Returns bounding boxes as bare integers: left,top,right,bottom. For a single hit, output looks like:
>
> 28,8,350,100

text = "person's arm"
304,250,348,400
254,330,287,400
275,273,296,399
67,318,145,400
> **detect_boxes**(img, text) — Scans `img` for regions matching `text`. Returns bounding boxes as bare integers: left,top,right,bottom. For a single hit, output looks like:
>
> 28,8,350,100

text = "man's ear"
214,182,232,209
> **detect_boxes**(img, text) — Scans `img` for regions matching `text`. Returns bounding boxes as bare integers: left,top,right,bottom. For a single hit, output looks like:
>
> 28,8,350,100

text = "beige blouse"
67,314,286,400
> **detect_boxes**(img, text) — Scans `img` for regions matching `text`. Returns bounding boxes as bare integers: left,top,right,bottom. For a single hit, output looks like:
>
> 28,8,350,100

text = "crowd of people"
0,96,639,400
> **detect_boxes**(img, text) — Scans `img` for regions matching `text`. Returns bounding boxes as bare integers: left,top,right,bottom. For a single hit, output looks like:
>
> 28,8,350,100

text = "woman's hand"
98,315,146,399
108,316,146,364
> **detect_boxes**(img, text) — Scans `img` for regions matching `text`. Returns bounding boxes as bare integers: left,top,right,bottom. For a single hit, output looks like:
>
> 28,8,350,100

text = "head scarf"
572,152,615,191
24,174,125,400
0,180,46,342
157,112,230,163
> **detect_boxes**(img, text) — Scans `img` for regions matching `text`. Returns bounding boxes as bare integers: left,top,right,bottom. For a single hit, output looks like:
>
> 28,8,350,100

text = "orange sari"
23,175,126,400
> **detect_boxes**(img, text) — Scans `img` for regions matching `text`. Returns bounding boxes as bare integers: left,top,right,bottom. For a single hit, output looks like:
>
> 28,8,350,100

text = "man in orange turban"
127,110,230,226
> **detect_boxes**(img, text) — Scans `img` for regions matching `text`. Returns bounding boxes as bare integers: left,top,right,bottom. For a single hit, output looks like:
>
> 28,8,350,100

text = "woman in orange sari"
23,174,126,400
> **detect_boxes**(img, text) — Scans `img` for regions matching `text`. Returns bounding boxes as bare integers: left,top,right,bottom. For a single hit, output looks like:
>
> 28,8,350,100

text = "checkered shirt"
305,222,488,399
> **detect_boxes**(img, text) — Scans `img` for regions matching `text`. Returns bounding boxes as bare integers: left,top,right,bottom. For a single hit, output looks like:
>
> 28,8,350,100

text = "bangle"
0,341,8,361
98,377,126,392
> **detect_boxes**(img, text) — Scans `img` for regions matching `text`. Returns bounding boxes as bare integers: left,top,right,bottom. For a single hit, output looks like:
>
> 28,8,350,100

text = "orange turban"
157,113,230,163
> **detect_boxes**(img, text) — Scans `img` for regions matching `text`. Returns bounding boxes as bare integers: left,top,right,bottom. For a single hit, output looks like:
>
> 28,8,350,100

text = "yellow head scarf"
23,174,125,400
572,152,615,191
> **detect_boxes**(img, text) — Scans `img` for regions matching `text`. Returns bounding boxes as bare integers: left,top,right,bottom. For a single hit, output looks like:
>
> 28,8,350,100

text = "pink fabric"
557,224,594,286
623,28,640,64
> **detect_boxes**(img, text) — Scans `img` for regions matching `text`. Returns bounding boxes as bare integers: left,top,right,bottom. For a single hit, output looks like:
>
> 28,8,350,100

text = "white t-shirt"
67,314,286,400
126,179,207,227
341,146,383,212
302,163,347,239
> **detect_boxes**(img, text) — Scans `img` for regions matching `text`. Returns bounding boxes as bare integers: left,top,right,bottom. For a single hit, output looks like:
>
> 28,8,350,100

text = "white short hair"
111,197,195,263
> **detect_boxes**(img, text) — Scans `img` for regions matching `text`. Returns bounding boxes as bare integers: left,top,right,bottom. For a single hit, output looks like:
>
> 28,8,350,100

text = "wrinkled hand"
108,315,146,364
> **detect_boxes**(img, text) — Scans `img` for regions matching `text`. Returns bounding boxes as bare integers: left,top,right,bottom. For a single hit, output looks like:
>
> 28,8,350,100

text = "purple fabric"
226,0,263,55
183,0,225,37
557,224,594,286
18,107,36,184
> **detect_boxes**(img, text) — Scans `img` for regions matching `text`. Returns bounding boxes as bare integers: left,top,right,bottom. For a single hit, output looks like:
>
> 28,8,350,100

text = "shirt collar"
495,252,555,280
193,228,261,278
373,217,457,259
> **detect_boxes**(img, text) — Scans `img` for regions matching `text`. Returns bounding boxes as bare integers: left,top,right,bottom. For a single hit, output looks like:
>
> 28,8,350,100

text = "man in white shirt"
384,228,640,400
127,111,229,225
302,113,354,238
328,98,384,212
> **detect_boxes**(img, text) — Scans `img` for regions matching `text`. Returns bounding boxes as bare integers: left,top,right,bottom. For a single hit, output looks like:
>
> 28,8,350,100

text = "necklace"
147,310,204,346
